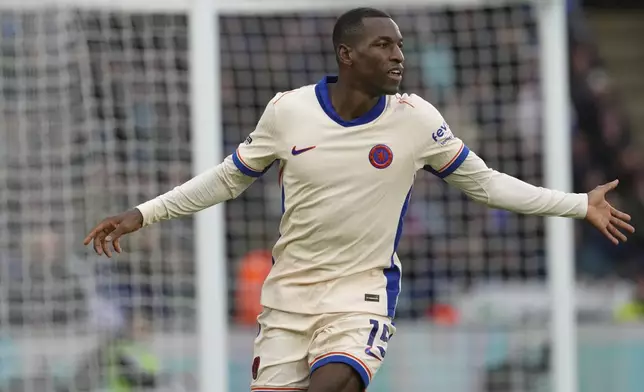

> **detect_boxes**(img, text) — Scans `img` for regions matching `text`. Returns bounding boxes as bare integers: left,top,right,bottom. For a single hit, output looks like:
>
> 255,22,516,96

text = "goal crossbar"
1,0,547,12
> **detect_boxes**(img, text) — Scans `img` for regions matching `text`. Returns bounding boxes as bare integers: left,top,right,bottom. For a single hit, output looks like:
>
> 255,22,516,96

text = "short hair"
332,7,391,51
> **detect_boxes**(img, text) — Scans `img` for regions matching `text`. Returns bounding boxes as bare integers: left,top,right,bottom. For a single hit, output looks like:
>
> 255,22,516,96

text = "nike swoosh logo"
291,145,316,155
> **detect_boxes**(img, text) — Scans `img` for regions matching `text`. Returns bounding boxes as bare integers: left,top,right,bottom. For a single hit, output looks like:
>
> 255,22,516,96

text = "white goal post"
0,0,574,391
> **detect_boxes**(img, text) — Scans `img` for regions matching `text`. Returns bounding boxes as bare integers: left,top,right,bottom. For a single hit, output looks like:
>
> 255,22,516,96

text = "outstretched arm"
444,151,587,218
409,94,634,245
83,156,257,257
136,155,255,226
84,93,283,257
443,151,634,244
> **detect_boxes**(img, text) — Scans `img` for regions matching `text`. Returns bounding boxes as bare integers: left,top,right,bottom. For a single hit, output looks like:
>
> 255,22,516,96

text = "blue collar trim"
314,76,386,127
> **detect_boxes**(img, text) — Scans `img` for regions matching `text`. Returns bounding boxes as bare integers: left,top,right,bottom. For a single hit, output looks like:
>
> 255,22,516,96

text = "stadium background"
0,0,643,391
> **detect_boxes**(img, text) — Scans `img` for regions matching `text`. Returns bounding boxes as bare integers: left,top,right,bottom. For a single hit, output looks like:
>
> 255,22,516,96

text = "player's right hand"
83,209,144,258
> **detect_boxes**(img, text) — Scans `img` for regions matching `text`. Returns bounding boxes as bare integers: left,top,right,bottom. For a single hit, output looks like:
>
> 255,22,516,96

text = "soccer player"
84,7,634,392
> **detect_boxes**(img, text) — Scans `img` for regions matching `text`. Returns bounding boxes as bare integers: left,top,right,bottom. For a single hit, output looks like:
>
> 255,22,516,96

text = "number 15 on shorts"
365,319,394,361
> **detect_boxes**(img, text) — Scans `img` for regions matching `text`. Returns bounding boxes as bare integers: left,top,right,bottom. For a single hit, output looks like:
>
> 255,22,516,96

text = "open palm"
586,180,635,245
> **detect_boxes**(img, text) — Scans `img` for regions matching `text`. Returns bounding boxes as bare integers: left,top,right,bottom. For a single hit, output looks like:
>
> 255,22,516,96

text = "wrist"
581,193,590,219
132,208,144,227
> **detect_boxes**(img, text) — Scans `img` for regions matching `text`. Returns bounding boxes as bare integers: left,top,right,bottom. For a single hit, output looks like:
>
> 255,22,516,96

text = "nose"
391,45,404,63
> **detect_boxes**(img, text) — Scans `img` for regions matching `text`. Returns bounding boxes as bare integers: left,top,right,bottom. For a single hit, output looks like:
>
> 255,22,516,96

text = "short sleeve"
411,95,470,178
232,95,280,177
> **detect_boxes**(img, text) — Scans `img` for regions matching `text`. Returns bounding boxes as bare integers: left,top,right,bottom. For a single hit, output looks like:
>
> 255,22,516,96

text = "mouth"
387,68,403,81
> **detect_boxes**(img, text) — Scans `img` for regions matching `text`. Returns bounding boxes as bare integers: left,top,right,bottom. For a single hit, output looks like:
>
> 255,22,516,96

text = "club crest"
369,144,393,169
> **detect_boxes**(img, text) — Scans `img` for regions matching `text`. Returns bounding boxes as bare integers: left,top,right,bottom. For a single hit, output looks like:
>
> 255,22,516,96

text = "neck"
328,74,381,121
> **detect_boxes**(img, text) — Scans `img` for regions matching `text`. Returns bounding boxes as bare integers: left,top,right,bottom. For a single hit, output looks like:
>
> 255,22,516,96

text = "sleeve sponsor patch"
431,121,454,146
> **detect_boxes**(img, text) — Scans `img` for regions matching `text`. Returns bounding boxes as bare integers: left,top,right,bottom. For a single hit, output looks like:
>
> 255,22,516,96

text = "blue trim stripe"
310,355,371,388
271,161,285,268
315,76,386,127
424,144,470,179
384,187,412,318
232,150,264,177
251,389,306,392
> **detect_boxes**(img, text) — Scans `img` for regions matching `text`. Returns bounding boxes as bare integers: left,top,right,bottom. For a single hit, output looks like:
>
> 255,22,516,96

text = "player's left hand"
585,179,635,245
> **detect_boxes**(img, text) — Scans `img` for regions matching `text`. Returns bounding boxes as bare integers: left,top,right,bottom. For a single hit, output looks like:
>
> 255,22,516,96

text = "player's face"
352,18,404,95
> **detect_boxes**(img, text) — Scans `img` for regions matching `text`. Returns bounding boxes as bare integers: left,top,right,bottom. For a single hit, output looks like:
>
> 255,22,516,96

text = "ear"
337,44,353,66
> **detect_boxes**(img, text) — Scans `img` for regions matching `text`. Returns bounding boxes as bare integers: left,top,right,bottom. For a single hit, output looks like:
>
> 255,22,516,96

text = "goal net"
0,1,556,392
0,7,197,391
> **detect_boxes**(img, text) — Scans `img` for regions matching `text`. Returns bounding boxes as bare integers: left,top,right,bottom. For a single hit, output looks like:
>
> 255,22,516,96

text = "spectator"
615,276,644,322
71,310,161,392
235,250,272,325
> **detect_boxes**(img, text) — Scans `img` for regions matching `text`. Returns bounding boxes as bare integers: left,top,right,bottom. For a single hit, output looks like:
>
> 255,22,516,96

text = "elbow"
221,170,255,200
222,173,249,200
458,184,492,206
467,191,492,206
226,187,243,200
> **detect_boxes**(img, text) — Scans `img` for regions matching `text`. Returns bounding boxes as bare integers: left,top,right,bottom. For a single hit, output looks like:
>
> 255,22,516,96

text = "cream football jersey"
232,76,469,318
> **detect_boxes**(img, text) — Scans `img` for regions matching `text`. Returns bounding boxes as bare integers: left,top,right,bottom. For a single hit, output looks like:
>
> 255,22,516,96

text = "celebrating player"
84,7,634,392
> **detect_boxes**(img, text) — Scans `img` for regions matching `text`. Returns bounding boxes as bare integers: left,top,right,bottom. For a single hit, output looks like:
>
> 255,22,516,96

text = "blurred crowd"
567,8,644,279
